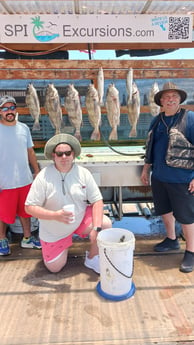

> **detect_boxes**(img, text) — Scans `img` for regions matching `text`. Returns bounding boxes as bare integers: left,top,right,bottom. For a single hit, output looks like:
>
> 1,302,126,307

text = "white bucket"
96,228,135,301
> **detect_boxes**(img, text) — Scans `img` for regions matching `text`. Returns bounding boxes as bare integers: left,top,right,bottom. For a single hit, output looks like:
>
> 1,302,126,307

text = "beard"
5,112,16,122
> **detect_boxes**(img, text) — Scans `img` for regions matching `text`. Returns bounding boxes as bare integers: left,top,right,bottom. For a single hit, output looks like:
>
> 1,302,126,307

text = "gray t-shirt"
25,163,103,242
0,122,33,189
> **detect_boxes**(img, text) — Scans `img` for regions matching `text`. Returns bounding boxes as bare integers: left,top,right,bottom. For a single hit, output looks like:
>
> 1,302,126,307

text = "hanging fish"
127,82,140,137
25,83,41,131
97,67,104,106
45,84,62,135
149,82,161,116
85,84,101,141
105,83,120,140
64,84,83,141
126,67,133,103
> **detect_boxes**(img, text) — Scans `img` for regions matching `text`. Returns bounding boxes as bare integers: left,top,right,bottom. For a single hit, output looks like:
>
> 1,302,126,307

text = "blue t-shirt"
150,109,194,183
0,121,33,189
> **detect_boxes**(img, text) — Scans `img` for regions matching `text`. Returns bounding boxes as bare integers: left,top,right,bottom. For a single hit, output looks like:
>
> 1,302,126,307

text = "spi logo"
31,16,60,42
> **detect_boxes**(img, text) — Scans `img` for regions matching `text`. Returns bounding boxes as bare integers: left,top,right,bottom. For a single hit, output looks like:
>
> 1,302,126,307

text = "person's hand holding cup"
63,204,75,223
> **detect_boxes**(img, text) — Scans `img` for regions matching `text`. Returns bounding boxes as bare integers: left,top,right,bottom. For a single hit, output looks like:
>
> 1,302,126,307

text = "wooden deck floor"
0,236,194,345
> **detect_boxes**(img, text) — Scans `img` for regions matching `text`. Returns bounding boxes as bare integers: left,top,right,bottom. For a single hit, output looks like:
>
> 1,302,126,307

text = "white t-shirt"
25,163,103,242
0,122,33,189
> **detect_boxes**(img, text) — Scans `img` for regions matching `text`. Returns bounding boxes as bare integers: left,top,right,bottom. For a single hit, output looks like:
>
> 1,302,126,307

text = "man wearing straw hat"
141,82,194,273
25,133,112,274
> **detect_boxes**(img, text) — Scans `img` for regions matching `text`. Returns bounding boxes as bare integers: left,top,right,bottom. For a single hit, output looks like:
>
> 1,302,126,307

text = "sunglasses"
54,150,72,157
0,105,16,112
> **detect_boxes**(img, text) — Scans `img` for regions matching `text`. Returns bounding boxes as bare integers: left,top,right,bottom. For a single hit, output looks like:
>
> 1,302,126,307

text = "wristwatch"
93,226,102,232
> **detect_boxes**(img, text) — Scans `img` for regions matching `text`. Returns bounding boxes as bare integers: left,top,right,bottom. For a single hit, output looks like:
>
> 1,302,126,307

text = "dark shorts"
151,175,194,224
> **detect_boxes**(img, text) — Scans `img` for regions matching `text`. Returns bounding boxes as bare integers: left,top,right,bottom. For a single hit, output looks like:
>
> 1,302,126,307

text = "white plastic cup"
63,204,75,223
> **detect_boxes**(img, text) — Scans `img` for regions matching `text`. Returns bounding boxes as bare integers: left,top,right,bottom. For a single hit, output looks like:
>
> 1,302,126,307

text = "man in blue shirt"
141,82,194,273
0,95,41,255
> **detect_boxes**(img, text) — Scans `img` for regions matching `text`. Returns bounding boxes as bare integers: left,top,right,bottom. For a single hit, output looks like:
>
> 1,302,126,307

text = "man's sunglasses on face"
0,105,16,112
54,151,72,157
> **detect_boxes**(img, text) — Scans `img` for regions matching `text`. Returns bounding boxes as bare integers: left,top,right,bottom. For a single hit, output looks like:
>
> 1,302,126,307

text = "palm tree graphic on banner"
31,16,59,42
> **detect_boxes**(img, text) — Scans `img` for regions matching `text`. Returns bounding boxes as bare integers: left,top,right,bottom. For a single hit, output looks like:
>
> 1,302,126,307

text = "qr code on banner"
168,16,190,40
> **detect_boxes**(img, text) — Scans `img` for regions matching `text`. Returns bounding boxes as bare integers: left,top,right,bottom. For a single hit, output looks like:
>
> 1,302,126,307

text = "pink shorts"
0,185,31,224
41,205,93,263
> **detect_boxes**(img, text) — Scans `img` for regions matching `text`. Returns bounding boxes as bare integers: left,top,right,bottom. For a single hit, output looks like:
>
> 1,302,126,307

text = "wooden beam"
0,59,193,69
0,59,194,80
17,104,194,116
1,68,194,79
2,41,194,51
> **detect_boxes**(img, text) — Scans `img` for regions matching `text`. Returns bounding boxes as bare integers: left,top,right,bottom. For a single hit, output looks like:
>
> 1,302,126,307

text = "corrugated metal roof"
0,0,193,16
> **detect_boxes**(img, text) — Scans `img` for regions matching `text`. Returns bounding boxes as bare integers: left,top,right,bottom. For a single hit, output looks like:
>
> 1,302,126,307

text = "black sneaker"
154,237,180,252
180,250,194,273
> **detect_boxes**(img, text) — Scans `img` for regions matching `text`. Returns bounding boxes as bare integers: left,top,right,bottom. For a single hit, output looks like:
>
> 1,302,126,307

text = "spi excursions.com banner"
0,14,192,44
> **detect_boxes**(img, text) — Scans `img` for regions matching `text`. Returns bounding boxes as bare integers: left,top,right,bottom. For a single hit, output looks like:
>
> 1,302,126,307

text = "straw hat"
154,82,187,106
44,133,81,159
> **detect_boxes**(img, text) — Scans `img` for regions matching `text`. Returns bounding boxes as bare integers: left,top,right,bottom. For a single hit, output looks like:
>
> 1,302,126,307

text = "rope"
104,248,134,279
0,43,68,56
100,128,144,157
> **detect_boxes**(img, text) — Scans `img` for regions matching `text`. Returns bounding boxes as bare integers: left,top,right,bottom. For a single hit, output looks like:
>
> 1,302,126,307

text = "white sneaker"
84,251,100,274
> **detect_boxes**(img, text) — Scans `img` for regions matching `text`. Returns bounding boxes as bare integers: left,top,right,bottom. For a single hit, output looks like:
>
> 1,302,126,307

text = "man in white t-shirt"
25,133,112,274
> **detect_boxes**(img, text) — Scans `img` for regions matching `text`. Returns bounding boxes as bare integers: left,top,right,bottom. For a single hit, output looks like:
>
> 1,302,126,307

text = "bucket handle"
104,248,134,279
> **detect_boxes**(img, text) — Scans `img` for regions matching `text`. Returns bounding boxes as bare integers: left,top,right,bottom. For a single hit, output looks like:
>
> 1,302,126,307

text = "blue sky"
69,48,194,60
